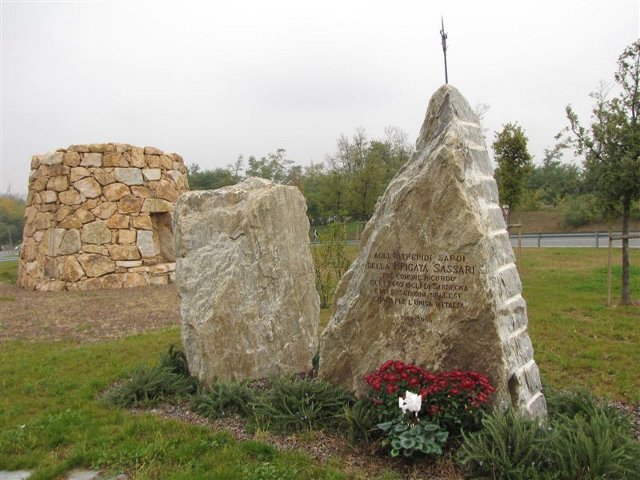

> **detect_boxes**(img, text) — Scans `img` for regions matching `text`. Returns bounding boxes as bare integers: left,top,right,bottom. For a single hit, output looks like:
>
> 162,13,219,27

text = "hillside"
511,210,640,234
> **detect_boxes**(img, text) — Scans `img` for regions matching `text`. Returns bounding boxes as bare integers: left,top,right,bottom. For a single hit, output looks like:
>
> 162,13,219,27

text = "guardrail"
310,231,640,249
509,231,640,248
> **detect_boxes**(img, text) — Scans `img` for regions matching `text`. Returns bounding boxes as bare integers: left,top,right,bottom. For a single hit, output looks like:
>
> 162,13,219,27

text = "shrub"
562,194,602,227
551,410,640,480
457,409,552,480
364,360,495,436
191,380,256,420
103,345,198,407
249,376,353,433
458,400,640,480
159,343,191,378
339,398,380,444
103,365,197,407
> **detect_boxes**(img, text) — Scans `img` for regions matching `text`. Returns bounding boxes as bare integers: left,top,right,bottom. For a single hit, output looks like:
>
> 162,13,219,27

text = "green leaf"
400,437,416,449
393,423,408,433
420,422,440,432
376,421,393,431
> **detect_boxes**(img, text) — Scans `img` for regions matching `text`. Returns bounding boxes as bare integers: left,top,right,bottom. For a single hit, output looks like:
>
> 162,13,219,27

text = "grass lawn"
518,248,639,403
0,248,638,478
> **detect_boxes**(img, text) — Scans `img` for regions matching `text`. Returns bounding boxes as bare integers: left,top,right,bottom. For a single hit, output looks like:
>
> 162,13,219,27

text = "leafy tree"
245,148,294,184
187,164,239,190
527,144,583,205
0,194,25,246
324,127,412,220
492,123,534,212
565,40,640,305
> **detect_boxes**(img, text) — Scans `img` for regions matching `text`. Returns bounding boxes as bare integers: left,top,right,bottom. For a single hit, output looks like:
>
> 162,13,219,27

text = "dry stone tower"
18,143,189,291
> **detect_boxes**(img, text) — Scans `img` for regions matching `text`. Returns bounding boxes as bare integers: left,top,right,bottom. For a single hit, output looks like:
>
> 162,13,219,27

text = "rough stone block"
59,189,83,205
70,167,91,183
117,229,136,244
47,175,69,192
103,183,131,201
80,152,102,167
63,151,81,167
130,214,152,230
74,177,102,199
108,244,141,261
318,85,546,419
174,178,319,385
91,202,118,220
142,168,161,181
118,197,144,214
114,168,144,185
81,220,111,245
136,230,158,257
77,254,115,277
142,198,172,213
107,214,130,229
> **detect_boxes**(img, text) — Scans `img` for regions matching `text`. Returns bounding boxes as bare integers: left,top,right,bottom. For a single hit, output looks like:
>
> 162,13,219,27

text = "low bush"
249,375,353,433
159,343,191,377
551,410,640,480
191,380,256,420
103,345,198,407
458,390,640,480
339,398,380,444
457,409,552,479
103,365,197,407
562,194,602,227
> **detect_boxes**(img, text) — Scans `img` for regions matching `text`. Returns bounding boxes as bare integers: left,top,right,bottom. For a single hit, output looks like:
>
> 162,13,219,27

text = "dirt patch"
0,284,181,343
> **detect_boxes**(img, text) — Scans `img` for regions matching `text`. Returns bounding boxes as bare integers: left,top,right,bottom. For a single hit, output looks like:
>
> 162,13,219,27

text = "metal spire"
440,16,449,84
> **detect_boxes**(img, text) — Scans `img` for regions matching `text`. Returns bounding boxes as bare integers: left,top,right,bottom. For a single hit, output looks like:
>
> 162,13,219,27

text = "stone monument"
318,85,546,418
173,177,319,386
18,143,189,291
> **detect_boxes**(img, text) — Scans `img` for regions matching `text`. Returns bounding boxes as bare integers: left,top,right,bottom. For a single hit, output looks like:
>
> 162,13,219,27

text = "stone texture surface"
17,143,189,291
318,85,546,419
174,177,319,385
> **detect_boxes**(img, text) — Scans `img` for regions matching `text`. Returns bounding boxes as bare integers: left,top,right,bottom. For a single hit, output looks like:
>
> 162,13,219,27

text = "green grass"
0,331,361,479
0,260,18,284
518,248,640,402
0,248,638,477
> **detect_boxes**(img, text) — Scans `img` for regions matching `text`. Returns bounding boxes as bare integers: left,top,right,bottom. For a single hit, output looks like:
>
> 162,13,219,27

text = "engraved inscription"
366,251,477,309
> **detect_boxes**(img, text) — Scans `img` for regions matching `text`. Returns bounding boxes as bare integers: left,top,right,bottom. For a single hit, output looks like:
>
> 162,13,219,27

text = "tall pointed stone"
318,85,546,418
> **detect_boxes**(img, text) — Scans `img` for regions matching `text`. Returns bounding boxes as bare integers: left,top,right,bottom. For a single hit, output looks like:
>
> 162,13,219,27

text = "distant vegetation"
0,194,25,247
187,127,639,230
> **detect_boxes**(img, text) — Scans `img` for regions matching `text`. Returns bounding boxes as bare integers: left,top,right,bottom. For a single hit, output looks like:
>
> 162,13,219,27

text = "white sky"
1,0,638,195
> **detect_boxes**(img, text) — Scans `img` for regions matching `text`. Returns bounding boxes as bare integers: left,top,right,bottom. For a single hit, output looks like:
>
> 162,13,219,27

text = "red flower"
428,405,440,416
386,384,399,394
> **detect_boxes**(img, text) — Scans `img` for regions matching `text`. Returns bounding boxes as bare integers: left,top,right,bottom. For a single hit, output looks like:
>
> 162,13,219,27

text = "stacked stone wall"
18,143,189,291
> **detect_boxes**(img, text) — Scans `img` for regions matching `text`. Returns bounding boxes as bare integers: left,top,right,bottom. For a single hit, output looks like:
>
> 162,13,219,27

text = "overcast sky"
1,0,638,196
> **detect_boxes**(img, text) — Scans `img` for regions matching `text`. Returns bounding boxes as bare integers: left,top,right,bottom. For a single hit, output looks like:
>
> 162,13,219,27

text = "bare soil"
0,283,181,343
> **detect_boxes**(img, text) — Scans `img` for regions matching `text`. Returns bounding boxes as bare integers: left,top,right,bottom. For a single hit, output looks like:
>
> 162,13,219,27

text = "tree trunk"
620,197,631,305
